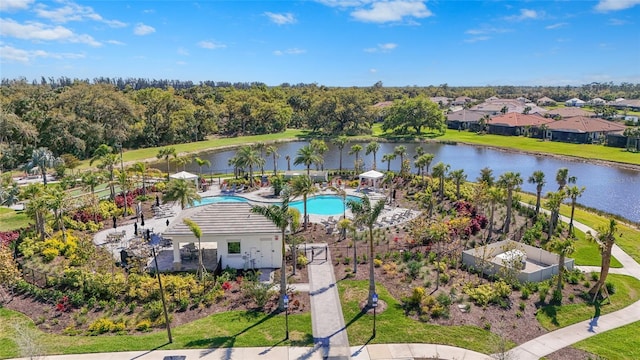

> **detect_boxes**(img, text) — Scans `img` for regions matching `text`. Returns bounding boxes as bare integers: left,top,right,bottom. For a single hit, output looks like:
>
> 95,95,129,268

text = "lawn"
573,321,640,360
337,280,507,354
0,207,30,231
0,307,312,359
571,230,622,268
536,274,640,331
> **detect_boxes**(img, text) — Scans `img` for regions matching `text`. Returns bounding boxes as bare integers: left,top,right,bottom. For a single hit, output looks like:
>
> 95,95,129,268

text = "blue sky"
1,0,639,86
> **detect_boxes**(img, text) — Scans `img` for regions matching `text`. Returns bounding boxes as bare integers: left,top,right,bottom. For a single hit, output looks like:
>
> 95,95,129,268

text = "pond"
157,141,640,223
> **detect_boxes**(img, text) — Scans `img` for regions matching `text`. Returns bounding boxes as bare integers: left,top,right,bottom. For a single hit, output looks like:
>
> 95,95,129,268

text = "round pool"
193,195,249,207
291,195,361,216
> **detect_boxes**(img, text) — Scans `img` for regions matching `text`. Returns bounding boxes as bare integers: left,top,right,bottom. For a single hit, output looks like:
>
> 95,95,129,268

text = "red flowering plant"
0,230,20,246
221,281,232,291
56,295,71,312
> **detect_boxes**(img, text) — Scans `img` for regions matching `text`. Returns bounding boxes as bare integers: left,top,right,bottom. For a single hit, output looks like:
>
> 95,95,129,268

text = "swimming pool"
192,195,249,207
290,195,361,216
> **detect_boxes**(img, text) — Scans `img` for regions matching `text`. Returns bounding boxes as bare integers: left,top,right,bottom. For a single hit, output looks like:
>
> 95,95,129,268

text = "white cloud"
0,0,34,11
506,8,542,21
134,23,155,35
0,18,101,46
596,0,640,11
34,1,126,27
198,40,226,49
106,40,125,45
369,68,378,73
364,42,398,52
176,61,187,65
316,0,369,7
177,47,189,56
545,22,567,30
608,18,629,25
464,36,490,43
0,44,84,63
465,27,510,35
351,1,432,23
273,48,306,56
264,12,296,25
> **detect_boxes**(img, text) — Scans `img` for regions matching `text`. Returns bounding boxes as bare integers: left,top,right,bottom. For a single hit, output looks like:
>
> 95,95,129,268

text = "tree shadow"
130,342,171,360
588,301,602,333
539,305,560,327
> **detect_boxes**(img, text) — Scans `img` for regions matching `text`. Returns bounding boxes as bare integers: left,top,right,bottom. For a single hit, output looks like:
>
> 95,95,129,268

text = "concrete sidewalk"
307,243,351,360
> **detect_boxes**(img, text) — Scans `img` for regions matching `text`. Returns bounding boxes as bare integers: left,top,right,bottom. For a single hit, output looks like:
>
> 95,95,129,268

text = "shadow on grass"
130,342,171,360
539,305,560,327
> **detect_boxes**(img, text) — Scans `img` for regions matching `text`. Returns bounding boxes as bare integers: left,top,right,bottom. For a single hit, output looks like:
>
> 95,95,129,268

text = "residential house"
610,99,640,111
452,96,475,106
163,203,282,271
372,100,393,122
588,98,606,106
546,107,591,119
430,96,450,107
486,113,553,137
471,97,547,116
545,116,627,144
537,96,556,106
565,98,586,107
446,109,485,131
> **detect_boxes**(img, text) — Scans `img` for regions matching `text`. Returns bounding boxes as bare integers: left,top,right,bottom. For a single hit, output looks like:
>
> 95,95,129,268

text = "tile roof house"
588,98,606,105
565,98,586,107
452,96,475,106
546,107,591,118
471,98,547,116
163,203,282,271
445,109,485,131
487,113,553,137
430,96,450,107
537,96,556,106
545,116,627,144
610,99,640,111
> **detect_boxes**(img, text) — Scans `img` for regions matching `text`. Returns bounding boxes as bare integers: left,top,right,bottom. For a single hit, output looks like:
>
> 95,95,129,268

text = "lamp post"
372,293,378,338
283,294,289,340
148,231,172,343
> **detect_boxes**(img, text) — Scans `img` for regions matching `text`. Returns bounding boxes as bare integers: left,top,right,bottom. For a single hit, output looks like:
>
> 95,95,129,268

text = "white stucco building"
162,203,282,271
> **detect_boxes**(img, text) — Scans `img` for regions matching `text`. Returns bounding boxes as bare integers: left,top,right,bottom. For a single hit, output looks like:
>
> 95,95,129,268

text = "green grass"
77,129,308,170
573,321,640,360
0,207,31,231
536,274,640,331
0,307,312,359
571,230,622,268
337,280,507,354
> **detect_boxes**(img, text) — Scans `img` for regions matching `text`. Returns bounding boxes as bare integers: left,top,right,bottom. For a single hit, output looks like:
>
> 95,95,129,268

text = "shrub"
135,320,152,332
521,287,530,300
590,272,599,281
439,273,450,284
538,284,550,303
436,292,452,307
382,261,397,275
605,281,616,295
297,254,309,267
42,247,59,262
406,260,422,279
519,301,526,311
373,258,383,268
88,318,115,335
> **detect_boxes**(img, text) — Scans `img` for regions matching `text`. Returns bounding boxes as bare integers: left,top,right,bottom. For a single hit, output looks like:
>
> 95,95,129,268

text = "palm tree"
365,141,380,170
116,169,134,217
349,144,363,172
21,184,47,240
285,155,291,171
156,147,177,179
290,175,317,231
486,186,504,242
477,167,495,187
333,135,349,172
415,153,434,178
163,179,201,209
497,172,523,234
394,145,407,174
265,145,279,176
547,237,575,300
228,155,242,179
432,162,450,201
194,157,211,188
566,185,586,234
255,142,267,175
81,171,102,195
382,153,396,172
237,145,264,185
251,191,292,310
130,162,149,194
310,139,328,171
26,147,60,186
294,144,321,176
545,190,565,240
90,144,117,200
183,218,206,280
173,155,191,172
528,170,546,217
588,219,618,300
450,169,466,199
347,195,385,307
555,167,576,191
45,185,72,241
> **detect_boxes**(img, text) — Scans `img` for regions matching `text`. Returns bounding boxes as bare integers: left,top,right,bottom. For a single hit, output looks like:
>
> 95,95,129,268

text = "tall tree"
251,191,292,310
382,153,396,172
163,179,201,209
90,144,117,200
333,135,349,172
497,172,523,234
547,237,575,300
21,184,47,240
347,195,385,307
432,162,450,201
25,147,60,186
365,141,380,170
545,190,566,240
294,144,321,176
236,145,264,184
477,167,495,187
193,157,211,189
588,219,618,300
382,96,445,135
449,169,467,199
528,170,546,217
45,185,73,241
183,218,206,281
349,144,363,173
290,175,317,232
393,145,407,169
265,145,279,176
156,147,177,179
566,185,586,235
555,167,576,191
486,186,504,242
310,139,328,171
